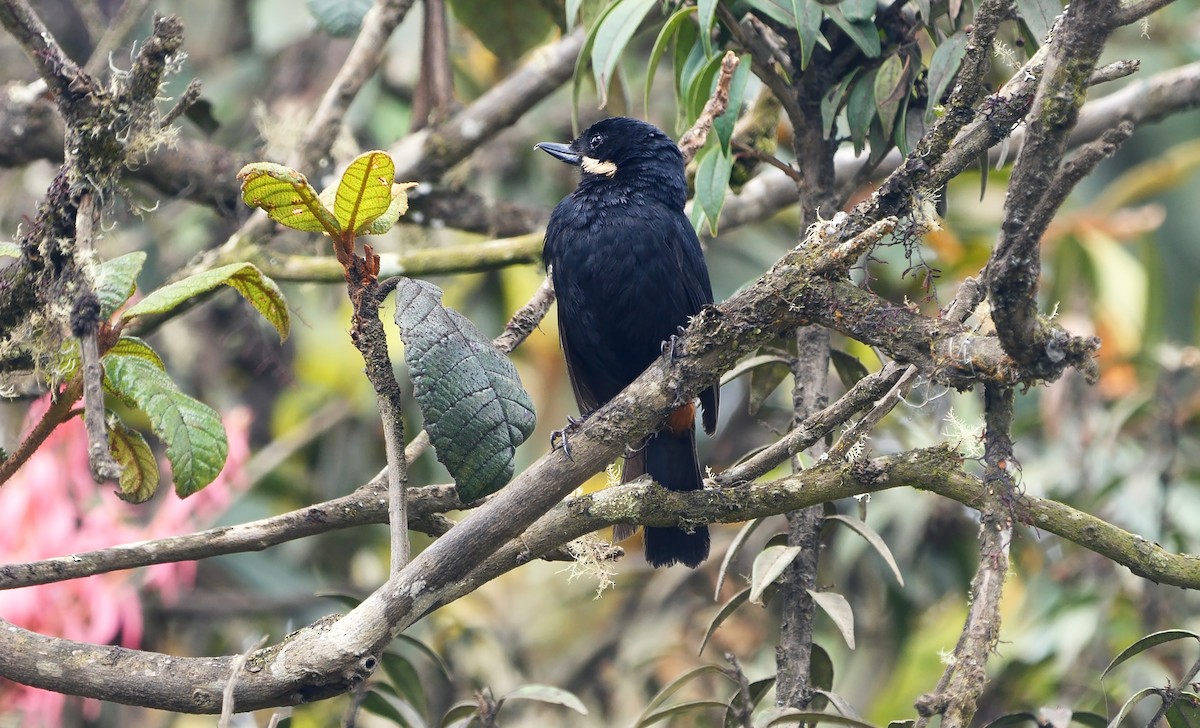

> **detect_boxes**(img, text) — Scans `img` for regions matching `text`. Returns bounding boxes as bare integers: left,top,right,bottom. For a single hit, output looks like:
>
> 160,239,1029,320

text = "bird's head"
536,117,685,186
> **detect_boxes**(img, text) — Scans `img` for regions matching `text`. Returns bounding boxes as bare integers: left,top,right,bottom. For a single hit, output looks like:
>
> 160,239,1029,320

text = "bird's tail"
621,404,709,568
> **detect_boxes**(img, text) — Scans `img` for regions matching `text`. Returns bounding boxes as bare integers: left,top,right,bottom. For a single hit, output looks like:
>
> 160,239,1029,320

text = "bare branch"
678,52,741,163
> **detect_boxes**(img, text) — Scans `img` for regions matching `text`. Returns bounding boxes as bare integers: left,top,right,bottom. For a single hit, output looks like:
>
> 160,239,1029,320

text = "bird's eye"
589,133,604,149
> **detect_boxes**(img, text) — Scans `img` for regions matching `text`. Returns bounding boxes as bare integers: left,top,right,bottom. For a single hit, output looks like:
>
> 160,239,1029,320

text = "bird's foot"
550,416,583,460
661,328,687,363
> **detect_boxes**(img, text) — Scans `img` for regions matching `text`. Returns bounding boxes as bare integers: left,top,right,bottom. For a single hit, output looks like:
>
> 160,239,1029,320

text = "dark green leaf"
1106,687,1164,728
499,685,588,715
829,349,869,388
724,677,775,728
873,53,907,140
822,69,860,137
1102,630,1200,679
686,52,727,123
645,6,697,115
441,701,478,727
846,69,878,154
840,0,875,21
382,652,428,717
1069,713,1108,728
694,144,734,235
982,714,1039,728
307,0,372,35
743,0,795,27
109,419,159,503
698,587,751,655
792,0,824,70
763,710,879,727
102,354,228,497
1015,0,1059,45
448,0,556,61
825,6,880,57
392,635,453,684
1166,695,1200,728
315,591,362,609
393,278,536,501
121,262,290,343
811,644,835,693
816,690,868,721
925,31,967,122
94,252,146,318
714,55,752,153
362,687,427,728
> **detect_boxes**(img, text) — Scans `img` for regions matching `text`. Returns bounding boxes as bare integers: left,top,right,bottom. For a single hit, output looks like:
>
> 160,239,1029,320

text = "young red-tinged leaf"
94,251,147,318
499,685,588,716
826,514,905,586
121,262,290,343
699,587,751,655
808,590,855,649
749,545,803,605
102,353,227,497
1102,629,1200,679
237,162,341,237
109,419,159,503
334,151,397,235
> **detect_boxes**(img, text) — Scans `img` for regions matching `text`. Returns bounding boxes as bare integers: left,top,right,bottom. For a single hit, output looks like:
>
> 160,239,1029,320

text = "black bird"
537,117,719,568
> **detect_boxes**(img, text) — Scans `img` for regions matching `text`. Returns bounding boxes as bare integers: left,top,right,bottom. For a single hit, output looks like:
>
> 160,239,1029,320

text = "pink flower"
0,399,252,725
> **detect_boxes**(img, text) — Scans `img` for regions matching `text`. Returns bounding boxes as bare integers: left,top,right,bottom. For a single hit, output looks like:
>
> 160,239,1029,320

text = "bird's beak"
535,142,581,166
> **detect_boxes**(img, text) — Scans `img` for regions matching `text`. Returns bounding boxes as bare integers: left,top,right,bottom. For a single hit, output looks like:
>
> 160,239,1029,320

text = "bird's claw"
550,416,583,460
661,331,685,363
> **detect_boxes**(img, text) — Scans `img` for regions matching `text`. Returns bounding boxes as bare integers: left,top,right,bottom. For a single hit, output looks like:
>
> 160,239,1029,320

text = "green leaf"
121,262,290,343
499,685,588,715
392,634,453,685
237,162,342,236
760,710,880,728
637,665,732,725
306,0,372,36
1015,0,1059,45
333,150,398,235
697,0,717,56
447,0,556,61
811,643,835,692
109,419,160,503
686,52,726,122
640,700,728,726
693,144,734,236
393,278,536,501
107,336,165,371
381,652,428,717
94,252,146,318
791,0,824,70
925,32,967,122
714,516,769,598
590,0,658,108
846,69,878,155
750,545,802,605
0,241,20,258
1166,695,1200,728
825,6,880,58
645,6,697,115
1102,629,1200,679
809,590,855,649
441,701,478,727
830,349,869,388
698,587,751,656
724,678,776,728
1069,713,1108,728
102,354,228,497
840,0,875,21
714,56,752,154
873,54,907,140
817,690,869,721
362,687,428,728
826,514,904,586
1106,687,1163,728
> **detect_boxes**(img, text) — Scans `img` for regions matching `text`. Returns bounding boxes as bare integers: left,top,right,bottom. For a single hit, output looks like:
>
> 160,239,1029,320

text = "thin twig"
679,52,741,163
83,0,153,77
220,635,268,727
